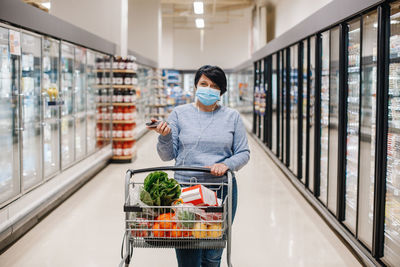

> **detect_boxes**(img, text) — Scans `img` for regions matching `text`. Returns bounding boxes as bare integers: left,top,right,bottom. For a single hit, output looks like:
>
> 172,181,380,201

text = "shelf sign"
9,30,21,56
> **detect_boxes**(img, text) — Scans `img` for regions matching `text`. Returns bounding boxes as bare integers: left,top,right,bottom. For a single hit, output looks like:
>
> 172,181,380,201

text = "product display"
146,68,168,120
109,55,138,163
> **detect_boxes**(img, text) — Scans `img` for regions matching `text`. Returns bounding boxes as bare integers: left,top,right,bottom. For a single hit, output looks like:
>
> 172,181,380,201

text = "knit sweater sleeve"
157,109,179,161
222,113,250,171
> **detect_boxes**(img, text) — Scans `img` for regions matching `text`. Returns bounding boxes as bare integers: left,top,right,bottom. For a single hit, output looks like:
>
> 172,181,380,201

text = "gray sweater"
157,103,250,183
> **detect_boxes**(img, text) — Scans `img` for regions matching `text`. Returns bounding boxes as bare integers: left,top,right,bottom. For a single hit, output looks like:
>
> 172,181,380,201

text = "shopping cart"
119,166,234,267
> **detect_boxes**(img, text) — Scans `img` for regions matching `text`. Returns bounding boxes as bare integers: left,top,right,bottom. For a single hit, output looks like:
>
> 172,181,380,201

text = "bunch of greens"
140,171,181,206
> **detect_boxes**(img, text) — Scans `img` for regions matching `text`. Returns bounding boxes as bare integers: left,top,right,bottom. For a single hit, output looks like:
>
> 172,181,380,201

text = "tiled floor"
0,130,361,267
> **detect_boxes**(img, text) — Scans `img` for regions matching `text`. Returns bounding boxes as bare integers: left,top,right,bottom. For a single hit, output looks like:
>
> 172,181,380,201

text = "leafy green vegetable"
140,171,181,206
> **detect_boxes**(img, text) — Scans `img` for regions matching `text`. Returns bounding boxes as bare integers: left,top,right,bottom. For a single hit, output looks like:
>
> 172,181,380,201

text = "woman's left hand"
205,163,229,176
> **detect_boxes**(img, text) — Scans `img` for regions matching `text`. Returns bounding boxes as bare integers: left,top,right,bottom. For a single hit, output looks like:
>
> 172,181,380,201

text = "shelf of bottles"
385,3,400,264
147,68,168,120
110,56,138,163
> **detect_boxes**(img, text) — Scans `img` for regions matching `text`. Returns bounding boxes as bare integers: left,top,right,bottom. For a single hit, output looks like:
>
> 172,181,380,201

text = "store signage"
9,30,21,56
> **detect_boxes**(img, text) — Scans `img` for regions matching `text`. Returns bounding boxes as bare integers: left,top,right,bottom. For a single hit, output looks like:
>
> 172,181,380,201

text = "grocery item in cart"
181,185,218,206
140,171,181,206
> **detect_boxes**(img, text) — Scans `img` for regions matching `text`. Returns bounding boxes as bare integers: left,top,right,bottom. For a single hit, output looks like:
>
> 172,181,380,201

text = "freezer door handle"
19,93,25,130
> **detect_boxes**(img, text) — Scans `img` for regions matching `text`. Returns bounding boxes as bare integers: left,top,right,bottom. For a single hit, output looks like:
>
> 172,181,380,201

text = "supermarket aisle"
0,130,361,267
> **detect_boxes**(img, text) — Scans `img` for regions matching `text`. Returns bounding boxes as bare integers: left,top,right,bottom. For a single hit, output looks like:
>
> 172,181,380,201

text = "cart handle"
126,166,234,176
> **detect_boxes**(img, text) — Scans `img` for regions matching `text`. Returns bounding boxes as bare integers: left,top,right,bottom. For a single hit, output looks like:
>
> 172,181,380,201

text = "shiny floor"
0,131,361,267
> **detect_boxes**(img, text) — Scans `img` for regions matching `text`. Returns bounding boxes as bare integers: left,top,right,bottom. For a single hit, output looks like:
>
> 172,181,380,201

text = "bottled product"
103,124,110,138
112,124,118,138
123,107,131,121
112,89,118,102
114,72,123,85
117,89,123,103
113,56,120,69
116,107,123,121
96,58,104,70
112,107,119,120
96,72,102,85
123,141,131,156
113,142,122,156
124,89,131,103
116,124,123,138
118,57,126,70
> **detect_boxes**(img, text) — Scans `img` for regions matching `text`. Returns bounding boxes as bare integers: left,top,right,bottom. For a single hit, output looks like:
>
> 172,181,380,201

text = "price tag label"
9,30,21,56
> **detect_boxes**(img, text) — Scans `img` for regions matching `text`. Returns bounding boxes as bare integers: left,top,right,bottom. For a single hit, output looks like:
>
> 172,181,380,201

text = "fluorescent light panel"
195,18,204,28
194,1,204,15
42,2,51,9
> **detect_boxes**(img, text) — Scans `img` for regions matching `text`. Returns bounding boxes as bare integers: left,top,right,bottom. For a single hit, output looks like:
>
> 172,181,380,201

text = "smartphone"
146,121,168,128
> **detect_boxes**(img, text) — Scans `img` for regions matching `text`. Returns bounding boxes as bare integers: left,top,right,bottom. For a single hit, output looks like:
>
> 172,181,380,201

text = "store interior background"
48,0,331,69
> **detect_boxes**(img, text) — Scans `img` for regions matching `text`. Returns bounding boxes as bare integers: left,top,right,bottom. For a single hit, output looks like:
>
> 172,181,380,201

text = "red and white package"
181,185,218,206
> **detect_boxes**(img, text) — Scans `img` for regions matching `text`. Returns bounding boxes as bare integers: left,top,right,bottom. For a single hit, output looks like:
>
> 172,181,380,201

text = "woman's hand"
147,118,171,136
205,163,229,176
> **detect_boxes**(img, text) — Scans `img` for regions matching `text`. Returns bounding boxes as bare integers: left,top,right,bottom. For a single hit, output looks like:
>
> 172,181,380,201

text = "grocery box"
181,185,218,206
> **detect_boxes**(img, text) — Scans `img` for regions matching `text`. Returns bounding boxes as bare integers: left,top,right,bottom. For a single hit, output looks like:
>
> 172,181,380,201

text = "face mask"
195,86,220,106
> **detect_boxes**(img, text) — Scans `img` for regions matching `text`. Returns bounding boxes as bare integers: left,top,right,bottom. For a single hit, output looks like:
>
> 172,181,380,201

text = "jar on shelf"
116,88,123,103
112,107,119,121
123,107,131,121
96,72,102,85
113,142,123,156
118,57,126,70
114,72,123,85
124,73,133,85
96,124,103,138
116,124,123,138
96,58,104,70
124,89,131,103
112,124,118,138
122,141,130,156
113,56,120,69
116,107,124,121
112,88,118,103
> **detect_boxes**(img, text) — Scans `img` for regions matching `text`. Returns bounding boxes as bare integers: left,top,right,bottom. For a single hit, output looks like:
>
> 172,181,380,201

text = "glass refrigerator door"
328,26,340,214
272,53,278,155
344,19,361,233
0,27,20,204
290,45,298,175
320,31,330,204
42,37,60,179
86,50,96,155
385,3,400,265
358,11,377,250
302,40,308,183
309,36,316,192
282,50,287,164
21,32,42,191
61,43,75,169
74,46,86,160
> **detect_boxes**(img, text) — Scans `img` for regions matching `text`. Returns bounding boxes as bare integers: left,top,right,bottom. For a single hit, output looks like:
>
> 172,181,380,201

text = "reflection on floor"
0,130,361,267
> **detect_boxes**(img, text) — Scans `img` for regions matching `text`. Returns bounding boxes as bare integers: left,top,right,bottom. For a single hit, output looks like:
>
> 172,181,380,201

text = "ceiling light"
195,18,204,28
194,2,204,15
42,2,51,9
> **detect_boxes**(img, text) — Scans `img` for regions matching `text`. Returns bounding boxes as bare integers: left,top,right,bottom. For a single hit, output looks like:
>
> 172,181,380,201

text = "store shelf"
95,69,111,72
112,155,133,160
113,102,136,106
147,104,167,107
96,103,110,106
97,120,135,124
112,69,136,73
112,137,135,141
113,85,136,89
148,114,167,117
94,85,110,88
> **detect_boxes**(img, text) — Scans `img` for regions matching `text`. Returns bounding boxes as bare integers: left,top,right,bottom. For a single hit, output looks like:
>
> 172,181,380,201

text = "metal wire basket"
120,166,234,267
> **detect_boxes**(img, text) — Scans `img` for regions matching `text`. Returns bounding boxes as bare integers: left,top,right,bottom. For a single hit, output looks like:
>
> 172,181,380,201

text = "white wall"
273,0,332,38
168,8,252,70
50,0,124,53
128,0,161,64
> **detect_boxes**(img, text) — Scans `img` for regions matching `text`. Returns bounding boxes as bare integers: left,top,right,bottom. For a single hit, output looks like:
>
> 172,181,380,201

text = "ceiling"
161,0,255,29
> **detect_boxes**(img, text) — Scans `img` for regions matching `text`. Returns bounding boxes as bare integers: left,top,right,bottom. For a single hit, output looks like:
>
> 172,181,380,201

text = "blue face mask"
195,86,220,106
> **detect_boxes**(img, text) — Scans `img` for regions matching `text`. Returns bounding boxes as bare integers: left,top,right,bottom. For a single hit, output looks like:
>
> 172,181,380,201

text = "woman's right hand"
147,118,171,136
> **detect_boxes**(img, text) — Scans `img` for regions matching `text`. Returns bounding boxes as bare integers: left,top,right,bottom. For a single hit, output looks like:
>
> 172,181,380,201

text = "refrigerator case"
384,3,400,265
309,36,316,193
60,43,75,169
86,50,97,155
289,45,298,175
42,37,60,179
21,32,42,191
358,10,378,249
0,27,20,204
320,31,330,204
302,40,308,183
74,46,87,161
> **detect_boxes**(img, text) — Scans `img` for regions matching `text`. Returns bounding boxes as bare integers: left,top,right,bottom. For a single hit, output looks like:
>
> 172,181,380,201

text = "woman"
148,65,250,267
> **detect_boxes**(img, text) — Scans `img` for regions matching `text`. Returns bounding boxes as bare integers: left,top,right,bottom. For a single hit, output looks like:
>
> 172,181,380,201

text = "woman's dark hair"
194,65,227,95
